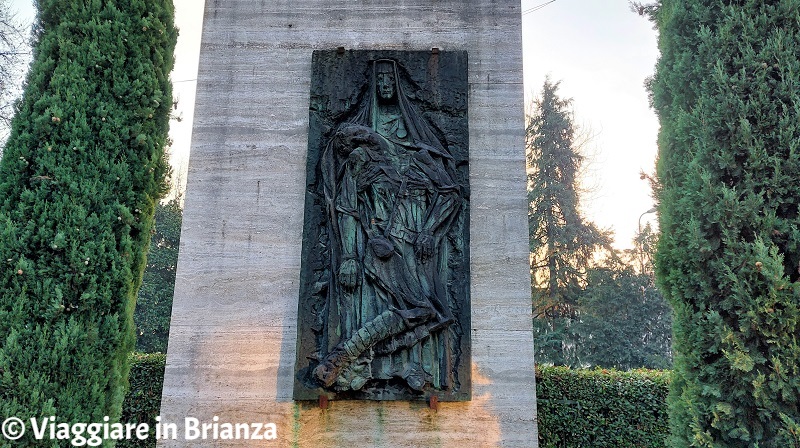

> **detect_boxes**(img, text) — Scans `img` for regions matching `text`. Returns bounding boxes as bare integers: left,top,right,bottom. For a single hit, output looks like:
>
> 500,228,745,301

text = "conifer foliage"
651,1,800,446
527,79,611,366
134,198,182,354
0,0,176,438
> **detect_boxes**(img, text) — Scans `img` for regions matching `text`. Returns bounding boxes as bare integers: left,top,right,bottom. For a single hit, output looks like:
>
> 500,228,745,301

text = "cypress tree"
0,0,176,440
651,1,800,446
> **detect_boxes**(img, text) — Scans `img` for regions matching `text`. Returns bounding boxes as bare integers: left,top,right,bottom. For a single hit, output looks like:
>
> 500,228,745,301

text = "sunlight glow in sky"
522,0,661,249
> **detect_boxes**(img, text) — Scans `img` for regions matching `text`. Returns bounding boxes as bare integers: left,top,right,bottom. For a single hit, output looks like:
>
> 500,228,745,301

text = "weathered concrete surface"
160,1,537,446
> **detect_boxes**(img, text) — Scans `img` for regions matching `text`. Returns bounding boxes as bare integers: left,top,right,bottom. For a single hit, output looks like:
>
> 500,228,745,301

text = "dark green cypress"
651,0,800,446
0,0,176,440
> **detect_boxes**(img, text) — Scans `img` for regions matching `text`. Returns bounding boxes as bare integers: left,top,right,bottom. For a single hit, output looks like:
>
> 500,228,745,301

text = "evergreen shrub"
536,366,670,448
117,360,672,448
651,1,800,445
0,0,176,441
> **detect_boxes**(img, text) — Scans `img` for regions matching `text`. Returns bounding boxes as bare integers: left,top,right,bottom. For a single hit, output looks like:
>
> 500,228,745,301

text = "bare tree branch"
0,0,32,143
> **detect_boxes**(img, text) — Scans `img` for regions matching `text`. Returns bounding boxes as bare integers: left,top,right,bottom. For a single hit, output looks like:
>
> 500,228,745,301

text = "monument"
294,51,471,401
161,1,537,446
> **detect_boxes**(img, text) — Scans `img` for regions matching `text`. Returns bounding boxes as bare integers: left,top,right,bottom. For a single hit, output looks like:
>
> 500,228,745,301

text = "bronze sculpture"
295,51,470,401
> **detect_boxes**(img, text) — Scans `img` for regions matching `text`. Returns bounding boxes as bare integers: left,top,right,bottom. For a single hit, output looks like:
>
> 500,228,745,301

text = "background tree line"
133,197,181,353
527,78,673,371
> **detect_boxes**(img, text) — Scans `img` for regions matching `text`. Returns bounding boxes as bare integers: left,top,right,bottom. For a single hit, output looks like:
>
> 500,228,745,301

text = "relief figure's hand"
338,258,359,289
414,232,435,262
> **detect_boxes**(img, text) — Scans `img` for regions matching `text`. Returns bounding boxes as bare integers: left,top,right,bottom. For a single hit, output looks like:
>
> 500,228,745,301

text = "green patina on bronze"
294,50,470,401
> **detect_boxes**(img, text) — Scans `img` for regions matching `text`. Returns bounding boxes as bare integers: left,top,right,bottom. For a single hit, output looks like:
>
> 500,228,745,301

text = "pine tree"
134,198,182,353
527,79,611,366
0,0,176,439
651,1,800,445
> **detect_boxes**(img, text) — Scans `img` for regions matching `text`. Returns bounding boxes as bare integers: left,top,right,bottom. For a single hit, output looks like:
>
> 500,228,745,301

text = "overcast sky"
8,0,660,250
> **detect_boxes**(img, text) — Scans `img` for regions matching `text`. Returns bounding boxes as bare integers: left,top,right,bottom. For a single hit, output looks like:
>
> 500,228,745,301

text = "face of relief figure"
376,63,396,101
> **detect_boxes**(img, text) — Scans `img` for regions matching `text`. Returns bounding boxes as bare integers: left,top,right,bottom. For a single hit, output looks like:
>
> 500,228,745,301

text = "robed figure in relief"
309,59,467,397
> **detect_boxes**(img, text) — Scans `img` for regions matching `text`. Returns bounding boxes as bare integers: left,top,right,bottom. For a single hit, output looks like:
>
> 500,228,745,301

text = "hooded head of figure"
349,58,450,157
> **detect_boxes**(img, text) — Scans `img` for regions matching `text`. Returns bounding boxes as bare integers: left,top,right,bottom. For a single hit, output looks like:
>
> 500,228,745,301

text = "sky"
522,0,661,249
8,0,660,250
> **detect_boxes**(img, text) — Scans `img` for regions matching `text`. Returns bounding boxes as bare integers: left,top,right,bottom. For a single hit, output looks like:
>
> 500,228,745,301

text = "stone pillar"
159,1,537,446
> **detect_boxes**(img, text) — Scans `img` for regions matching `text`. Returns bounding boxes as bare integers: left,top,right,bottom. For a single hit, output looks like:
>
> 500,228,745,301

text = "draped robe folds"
318,59,464,394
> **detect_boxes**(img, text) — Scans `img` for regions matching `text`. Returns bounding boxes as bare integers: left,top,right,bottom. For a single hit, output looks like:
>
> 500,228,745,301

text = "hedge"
121,358,671,448
119,352,166,448
536,366,670,447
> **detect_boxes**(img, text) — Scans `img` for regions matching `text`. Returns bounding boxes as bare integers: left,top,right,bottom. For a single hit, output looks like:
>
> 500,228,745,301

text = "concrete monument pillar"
160,1,537,446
